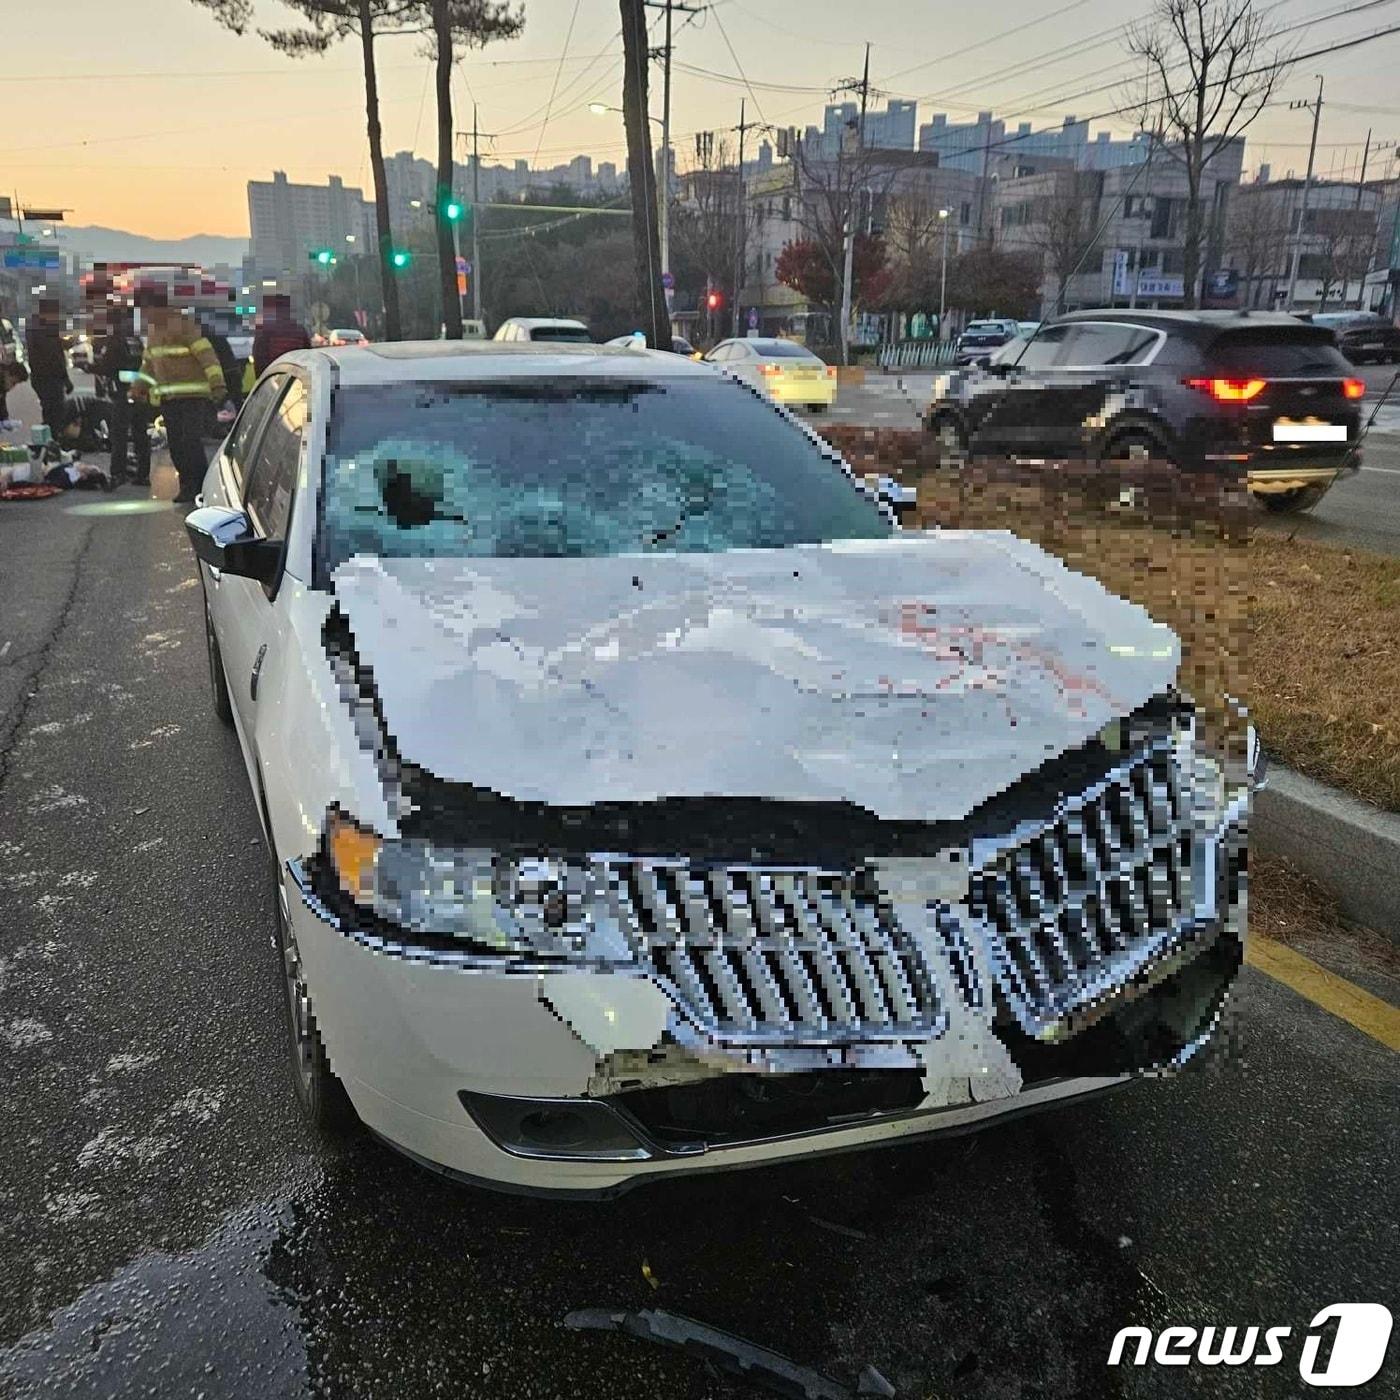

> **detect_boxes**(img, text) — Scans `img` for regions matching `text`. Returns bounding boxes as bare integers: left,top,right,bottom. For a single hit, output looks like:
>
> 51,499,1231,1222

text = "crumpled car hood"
330,532,1179,823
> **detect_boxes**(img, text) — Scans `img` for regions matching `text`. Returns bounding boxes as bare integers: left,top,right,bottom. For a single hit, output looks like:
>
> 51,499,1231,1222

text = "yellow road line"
1247,935,1400,1052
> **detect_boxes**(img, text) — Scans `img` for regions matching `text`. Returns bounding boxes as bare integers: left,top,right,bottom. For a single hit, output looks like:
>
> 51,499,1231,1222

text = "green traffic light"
445,200,463,222
391,250,411,269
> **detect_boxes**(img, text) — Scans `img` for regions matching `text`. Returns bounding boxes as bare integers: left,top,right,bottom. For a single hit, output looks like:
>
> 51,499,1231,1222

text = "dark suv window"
1207,331,1353,376
1063,322,1159,366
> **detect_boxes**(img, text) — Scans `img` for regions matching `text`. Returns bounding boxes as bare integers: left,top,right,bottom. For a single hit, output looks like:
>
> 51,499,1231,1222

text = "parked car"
1017,321,1042,339
606,332,698,356
182,340,1248,1196
955,319,1020,366
492,316,593,344
328,327,368,348
1306,311,1400,364
703,336,837,411
926,309,1365,514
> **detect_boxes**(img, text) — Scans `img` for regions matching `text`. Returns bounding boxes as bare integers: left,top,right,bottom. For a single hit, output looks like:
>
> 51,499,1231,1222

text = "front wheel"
204,598,234,726
275,873,357,1134
1259,483,1330,513
929,414,967,464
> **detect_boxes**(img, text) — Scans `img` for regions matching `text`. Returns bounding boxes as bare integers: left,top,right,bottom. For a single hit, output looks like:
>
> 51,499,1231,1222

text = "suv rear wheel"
928,413,967,464
1260,483,1330,514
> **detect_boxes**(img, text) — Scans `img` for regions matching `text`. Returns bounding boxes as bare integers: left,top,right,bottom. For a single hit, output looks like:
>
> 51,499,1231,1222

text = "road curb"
1252,765,1400,941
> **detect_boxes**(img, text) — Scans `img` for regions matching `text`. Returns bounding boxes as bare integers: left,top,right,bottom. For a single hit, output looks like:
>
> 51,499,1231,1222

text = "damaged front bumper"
284,765,1247,1197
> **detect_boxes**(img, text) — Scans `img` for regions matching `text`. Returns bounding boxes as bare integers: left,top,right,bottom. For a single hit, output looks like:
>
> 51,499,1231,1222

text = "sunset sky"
7,0,1400,239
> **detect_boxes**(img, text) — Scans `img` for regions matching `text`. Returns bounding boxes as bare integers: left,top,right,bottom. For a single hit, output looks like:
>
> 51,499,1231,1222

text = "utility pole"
732,99,759,338
1285,75,1324,312
620,0,671,349
643,2,701,302
835,43,872,365
1355,128,1372,208
457,109,496,323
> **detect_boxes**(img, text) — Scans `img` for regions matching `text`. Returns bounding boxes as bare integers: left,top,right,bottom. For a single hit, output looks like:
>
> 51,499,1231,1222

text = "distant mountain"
57,225,249,269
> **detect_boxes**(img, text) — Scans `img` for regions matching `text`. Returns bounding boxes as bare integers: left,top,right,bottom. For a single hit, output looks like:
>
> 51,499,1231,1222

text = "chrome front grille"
599,859,944,1044
967,743,1196,1030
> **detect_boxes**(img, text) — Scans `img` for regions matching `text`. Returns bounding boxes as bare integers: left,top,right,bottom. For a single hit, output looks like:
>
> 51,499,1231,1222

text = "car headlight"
324,810,633,960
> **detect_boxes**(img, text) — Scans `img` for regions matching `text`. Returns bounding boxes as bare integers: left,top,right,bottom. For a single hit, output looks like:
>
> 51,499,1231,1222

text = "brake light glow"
758,363,781,376
1343,378,1365,400
826,366,838,379
1184,377,1267,402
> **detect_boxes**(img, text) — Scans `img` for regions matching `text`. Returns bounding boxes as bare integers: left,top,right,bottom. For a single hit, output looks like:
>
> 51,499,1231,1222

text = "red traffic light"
705,290,723,311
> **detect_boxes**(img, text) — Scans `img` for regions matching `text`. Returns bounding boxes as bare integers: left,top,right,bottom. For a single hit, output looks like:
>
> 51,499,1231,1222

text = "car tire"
274,869,357,1135
1260,484,1330,513
204,599,235,727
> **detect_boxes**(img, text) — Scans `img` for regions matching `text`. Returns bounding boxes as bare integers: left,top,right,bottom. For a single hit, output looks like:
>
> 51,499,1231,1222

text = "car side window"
1013,325,1073,370
707,344,732,362
243,377,307,541
1063,322,1159,367
224,373,284,487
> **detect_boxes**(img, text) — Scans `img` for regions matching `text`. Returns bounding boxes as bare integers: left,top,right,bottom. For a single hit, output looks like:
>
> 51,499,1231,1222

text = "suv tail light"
1184,377,1267,402
1343,378,1365,400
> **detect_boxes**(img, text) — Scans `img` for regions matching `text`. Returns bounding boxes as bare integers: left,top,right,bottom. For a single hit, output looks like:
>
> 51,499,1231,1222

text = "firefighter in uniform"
129,287,226,504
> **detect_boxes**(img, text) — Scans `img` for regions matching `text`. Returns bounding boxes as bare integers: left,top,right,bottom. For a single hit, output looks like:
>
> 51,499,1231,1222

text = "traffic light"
444,199,463,222
311,248,337,266
705,290,723,311
391,249,411,270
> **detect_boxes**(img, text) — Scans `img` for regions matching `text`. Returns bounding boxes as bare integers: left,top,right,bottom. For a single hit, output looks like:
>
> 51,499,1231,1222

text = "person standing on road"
251,294,311,378
128,289,225,505
24,298,72,434
94,301,150,486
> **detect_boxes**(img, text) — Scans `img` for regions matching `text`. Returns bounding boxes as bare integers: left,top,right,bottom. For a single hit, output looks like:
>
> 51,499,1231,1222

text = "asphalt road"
1,396,1398,1400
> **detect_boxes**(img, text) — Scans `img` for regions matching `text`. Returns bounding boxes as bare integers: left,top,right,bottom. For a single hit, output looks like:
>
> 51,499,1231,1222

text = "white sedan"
184,340,1248,1196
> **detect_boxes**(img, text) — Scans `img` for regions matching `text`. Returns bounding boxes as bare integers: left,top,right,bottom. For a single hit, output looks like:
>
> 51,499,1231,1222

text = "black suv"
1307,311,1400,365
926,310,1365,513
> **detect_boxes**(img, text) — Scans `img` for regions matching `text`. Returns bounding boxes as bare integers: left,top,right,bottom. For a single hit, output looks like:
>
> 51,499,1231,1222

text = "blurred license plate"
1272,420,1346,442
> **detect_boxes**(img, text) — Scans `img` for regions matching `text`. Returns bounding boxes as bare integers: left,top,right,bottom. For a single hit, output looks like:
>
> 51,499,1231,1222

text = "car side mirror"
184,506,282,584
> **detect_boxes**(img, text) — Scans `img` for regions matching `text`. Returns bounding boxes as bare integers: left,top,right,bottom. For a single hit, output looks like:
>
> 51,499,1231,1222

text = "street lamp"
938,208,950,341
589,103,669,294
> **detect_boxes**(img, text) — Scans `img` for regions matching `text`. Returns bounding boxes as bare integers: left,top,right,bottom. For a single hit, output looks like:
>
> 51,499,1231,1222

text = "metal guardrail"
877,340,957,371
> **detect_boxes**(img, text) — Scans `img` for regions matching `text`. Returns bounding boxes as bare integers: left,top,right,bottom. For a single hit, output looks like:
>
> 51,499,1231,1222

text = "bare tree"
1225,184,1291,306
1125,0,1288,307
619,0,670,348
196,0,418,339
400,2,523,339
669,136,740,324
999,170,1103,314
1310,205,1378,311
786,139,913,344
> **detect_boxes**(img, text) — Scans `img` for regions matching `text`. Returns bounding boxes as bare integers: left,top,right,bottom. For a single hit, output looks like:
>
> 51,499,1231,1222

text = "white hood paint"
331,532,1179,823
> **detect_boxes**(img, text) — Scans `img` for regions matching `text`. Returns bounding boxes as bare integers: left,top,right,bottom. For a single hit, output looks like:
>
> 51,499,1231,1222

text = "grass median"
820,426,1398,813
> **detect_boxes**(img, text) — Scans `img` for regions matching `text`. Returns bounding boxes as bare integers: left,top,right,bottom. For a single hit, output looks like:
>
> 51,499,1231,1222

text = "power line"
532,0,583,169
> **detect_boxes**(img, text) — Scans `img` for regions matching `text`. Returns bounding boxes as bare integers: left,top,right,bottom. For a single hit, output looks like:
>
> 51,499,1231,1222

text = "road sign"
1111,249,1132,298
661,271,674,291
747,307,759,330
1136,274,1184,299
2,247,59,270
455,256,467,274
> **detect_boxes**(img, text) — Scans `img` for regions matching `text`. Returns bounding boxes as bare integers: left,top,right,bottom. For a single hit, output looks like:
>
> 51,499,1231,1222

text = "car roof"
1051,308,1320,339
499,316,588,329
279,339,720,387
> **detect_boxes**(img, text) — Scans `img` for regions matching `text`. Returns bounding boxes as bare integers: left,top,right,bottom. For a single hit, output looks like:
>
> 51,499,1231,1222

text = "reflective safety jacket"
129,310,225,406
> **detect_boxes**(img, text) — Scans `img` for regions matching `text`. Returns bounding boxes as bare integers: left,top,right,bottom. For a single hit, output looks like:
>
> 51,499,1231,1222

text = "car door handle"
250,643,267,702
